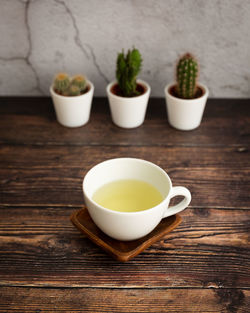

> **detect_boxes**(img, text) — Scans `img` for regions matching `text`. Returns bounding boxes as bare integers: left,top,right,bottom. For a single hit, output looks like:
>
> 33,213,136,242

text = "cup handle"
163,186,191,218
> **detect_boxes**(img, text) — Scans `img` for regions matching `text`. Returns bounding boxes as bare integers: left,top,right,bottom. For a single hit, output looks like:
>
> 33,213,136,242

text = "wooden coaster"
70,206,182,262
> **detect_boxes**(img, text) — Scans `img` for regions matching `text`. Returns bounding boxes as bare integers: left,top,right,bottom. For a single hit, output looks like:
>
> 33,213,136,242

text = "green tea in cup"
83,158,191,240
92,179,164,213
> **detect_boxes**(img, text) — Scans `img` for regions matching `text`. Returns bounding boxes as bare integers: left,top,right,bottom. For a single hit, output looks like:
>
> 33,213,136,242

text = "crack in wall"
54,0,90,60
24,0,43,94
85,44,109,83
2,0,248,97
0,0,43,95
54,0,109,83
0,57,27,62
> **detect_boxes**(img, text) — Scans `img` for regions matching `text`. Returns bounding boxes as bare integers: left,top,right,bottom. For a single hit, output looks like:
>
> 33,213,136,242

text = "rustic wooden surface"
0,97,249,312
71,207,182,262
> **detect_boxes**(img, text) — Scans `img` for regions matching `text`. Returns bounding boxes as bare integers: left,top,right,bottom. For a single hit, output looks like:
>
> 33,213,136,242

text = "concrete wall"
0,0,249,97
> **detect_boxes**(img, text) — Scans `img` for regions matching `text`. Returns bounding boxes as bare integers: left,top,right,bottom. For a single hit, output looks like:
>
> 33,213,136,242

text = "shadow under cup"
83,158,175,241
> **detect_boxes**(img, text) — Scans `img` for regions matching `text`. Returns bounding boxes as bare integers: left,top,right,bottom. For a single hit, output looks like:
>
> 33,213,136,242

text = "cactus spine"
176,53,199,99
116,48,142,97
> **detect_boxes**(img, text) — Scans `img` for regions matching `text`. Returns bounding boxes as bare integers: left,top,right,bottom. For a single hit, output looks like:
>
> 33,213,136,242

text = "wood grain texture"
0,97,249,312
0,98,249,146
2,167,249,207
0,207,249,288
0,287,249,313
0,145,249,207
1,145,249,168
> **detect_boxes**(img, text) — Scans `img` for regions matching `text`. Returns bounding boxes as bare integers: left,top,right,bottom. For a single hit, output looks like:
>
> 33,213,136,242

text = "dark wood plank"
1,167,249,207
1,145,249,168
0,207,249,288
0,145,249,207
0,97,249,312
0,98,249,146
0,287,249,313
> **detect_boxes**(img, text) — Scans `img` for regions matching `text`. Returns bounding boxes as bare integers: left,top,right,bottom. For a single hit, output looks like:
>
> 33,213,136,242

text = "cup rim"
82,157,172,215
50,80,94,99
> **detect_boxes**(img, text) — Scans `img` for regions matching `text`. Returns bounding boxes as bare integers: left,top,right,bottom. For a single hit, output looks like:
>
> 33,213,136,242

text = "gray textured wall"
0,0,249,97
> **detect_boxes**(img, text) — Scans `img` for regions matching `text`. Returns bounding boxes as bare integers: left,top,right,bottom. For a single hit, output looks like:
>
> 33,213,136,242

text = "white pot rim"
50,80,94,99
165,82,209,102
106,79,151,100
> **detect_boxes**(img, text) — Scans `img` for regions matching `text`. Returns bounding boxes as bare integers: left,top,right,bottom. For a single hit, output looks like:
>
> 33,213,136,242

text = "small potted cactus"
106,48,151,128
164,53,209,131
50,73,94,127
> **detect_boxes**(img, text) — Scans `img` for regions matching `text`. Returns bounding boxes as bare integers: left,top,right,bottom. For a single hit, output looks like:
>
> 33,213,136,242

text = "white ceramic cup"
83,158,191,241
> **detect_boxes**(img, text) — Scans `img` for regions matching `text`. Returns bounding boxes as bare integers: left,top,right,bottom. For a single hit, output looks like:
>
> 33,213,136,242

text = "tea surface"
92,179,163,212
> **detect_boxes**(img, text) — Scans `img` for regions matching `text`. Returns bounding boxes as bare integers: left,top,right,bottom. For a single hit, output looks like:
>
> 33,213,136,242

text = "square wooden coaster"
70,206,182,262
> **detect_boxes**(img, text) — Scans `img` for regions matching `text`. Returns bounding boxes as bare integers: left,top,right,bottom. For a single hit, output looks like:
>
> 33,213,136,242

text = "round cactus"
176,53,199,99
53,73,70,94
68,85,81,96
71,75,87,92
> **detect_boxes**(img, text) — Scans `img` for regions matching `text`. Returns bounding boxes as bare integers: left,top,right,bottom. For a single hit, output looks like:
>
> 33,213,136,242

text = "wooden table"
0,97,249,312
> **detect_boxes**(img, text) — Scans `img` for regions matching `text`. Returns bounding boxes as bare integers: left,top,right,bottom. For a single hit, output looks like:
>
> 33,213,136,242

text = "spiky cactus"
71,75,87,93
116,48,142,97
68,85,81,96
53,73,70,94
176,53,199,99
53,73,88,96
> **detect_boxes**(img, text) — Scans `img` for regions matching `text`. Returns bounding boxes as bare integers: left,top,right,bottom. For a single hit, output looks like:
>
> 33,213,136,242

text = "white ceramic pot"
164,83,209,131
50,80,94,128
106,79,151,129
83,158,191,241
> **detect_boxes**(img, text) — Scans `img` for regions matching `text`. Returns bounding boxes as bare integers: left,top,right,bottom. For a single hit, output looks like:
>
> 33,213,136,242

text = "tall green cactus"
116,48,142,97
176,53,199,99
